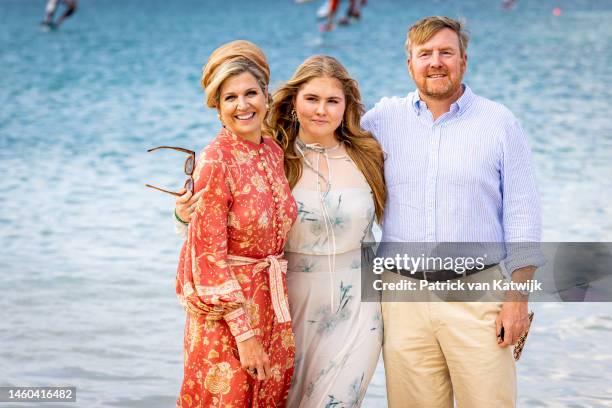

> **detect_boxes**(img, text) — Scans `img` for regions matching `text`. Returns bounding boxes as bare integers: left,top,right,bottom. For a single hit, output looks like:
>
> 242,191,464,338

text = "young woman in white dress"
268,55,385,407
176,55,386,407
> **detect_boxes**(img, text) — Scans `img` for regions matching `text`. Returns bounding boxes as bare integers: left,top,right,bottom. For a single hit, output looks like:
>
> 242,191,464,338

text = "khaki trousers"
381,267,517,408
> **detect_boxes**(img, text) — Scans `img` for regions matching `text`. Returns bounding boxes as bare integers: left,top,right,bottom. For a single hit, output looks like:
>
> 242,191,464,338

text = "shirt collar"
410,84,474,116
453,84,474,115
411,89,424,114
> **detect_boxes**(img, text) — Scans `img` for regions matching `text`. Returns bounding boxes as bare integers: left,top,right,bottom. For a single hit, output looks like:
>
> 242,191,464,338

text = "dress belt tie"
227,254,292,323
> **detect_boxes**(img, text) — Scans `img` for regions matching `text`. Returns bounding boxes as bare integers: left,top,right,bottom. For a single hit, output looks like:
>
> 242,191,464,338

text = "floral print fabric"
285,144,383,408
176,128,297,407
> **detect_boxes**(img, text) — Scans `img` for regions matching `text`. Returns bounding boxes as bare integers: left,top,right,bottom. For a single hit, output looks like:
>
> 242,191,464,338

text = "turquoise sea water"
1,0,611,407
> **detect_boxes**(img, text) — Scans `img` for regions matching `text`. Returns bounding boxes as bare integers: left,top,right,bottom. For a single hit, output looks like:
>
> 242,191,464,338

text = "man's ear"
407,57,414,79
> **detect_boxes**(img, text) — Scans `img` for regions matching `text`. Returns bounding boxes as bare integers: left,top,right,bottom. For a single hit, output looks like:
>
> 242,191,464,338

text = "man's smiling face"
408,28,467,100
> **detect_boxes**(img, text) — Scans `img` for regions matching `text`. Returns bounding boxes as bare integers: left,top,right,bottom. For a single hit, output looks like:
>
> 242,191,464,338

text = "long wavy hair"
266,55,386,222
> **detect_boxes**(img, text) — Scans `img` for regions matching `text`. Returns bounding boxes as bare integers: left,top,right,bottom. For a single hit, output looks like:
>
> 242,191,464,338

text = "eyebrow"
222,87,258,97
302,93,343,100
416,46,456,53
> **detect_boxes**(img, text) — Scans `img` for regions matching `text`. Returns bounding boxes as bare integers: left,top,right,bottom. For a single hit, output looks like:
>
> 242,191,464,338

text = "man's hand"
496,265,536,347
495,300,530,347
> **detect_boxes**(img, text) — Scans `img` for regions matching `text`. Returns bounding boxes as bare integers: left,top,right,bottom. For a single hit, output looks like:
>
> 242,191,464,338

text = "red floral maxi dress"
176,128,297,407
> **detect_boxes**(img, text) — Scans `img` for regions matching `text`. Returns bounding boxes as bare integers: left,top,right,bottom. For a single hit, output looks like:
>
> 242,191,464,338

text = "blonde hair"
404,16,469,59
201,40,270,108
266,55,386,222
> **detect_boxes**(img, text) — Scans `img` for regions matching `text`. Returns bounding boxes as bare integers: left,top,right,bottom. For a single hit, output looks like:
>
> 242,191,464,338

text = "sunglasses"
146,146,195,196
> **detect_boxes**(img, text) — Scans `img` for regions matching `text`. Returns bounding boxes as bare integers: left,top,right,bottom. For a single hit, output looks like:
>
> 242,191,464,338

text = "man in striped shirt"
361,16,544,408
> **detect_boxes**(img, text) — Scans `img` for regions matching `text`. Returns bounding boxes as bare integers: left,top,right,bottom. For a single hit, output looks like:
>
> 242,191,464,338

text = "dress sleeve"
177,157,255,342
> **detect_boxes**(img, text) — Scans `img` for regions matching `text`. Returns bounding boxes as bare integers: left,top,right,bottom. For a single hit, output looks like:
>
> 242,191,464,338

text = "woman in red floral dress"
175,40,297,407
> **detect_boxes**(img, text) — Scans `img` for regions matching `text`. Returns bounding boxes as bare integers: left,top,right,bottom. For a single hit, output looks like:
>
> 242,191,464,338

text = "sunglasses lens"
185,157,194,175
185,178,194,193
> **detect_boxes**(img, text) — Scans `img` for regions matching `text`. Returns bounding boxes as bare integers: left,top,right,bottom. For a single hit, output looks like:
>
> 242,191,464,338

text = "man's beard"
421,75,459,100
411,65,465,100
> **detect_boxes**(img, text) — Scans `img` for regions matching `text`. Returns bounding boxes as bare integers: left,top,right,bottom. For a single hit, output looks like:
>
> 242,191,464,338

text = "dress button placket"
259,149,282,251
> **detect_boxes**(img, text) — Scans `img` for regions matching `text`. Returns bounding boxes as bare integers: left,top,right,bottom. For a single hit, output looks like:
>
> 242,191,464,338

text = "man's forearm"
505,265,536,301
511,265,536,281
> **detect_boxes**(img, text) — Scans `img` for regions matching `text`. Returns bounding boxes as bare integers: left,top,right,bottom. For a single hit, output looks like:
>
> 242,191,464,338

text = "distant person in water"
502,0,517,10
43,0,78,29
320,0,367,32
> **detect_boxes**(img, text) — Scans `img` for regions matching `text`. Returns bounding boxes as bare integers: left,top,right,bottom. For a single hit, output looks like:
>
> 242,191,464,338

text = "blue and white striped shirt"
361,85,544,273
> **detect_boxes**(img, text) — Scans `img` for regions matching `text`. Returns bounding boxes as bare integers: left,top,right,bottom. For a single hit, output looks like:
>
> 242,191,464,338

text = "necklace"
295,137,341,153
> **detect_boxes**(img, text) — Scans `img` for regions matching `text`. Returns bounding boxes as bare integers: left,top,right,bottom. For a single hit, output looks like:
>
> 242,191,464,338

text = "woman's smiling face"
218,72,267,141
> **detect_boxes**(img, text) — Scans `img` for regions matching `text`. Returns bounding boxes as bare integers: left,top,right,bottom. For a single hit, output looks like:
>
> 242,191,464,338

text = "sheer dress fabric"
175,128,297,408
285,141,383,408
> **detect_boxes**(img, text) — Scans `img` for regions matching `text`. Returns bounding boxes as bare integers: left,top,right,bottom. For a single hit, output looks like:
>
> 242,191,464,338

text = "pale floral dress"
285,139,382,408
